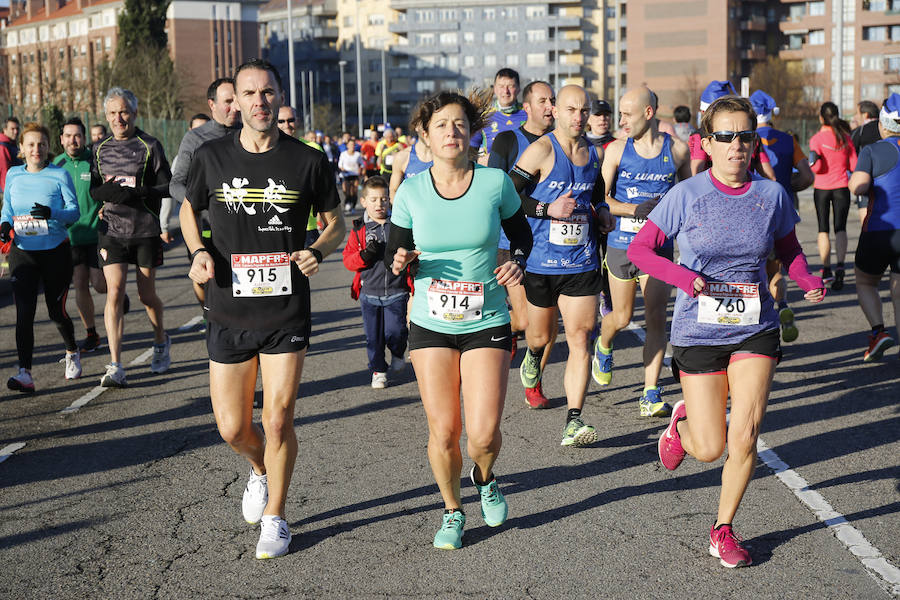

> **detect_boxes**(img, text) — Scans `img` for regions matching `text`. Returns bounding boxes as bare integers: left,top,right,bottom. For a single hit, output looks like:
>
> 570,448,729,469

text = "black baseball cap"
591,99,612,115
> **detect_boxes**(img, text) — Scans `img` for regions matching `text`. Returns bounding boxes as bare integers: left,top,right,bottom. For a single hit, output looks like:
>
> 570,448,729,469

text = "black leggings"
9,242,77,369
813,187,851,234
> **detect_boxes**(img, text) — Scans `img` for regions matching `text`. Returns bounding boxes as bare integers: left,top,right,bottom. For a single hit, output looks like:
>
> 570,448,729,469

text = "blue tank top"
526,134,600,274
758,125,796,194
498,128,538,251
867,137,900,232
609,134,677,250
404,142,432,180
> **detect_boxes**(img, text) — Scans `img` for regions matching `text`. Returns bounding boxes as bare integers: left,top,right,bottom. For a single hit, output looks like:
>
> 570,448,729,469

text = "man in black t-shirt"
851,100,883,223
181,58,344,560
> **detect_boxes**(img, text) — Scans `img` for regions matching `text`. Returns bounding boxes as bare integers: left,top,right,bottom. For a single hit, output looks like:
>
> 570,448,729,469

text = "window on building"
439,9,456,21
484,8,495,20
808,1,825,16
860,83,882,100
416,33,435,46
889,84,900,95
863,26,887,40
343,16,352,26
505,7,518,19
369,59,379,72
526,53,545,67
606,29,616,42
440,32,458,45
505,31,518,43
463,32,475,44
892,25,900,39
805,57,825,72
527,30,545,42
808,29,825,44
860,54,882,70
442,79,457,89
416,80,435,93
420,10,434,22
105,37,111,50
866,0,886,10
526,5,546,19
888,54,900,71
484,54,497,67
462,8,473,20
369,82,381,94
484,31,496,44
368,14,384,26
803,85,824,102
463,55,475,67
505,54,519,66
606,6,616,18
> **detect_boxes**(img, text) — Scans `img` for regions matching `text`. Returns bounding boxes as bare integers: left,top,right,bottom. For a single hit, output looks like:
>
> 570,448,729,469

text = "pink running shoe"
709,524,752,568
658,400,686,470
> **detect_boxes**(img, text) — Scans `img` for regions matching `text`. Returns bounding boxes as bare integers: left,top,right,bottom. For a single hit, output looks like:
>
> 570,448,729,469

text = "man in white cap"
848,93,900,362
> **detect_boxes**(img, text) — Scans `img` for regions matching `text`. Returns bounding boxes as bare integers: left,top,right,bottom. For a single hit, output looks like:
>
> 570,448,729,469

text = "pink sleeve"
689,134,708,161
848,137,858,172
626,221,701,296
773,229,825,294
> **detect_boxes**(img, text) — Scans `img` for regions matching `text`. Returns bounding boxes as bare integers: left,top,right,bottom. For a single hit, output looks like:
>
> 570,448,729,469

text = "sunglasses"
278,118,296,125
707,130,757,144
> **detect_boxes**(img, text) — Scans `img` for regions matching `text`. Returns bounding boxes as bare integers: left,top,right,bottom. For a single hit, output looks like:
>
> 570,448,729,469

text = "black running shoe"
79,332,100,353
832,269,845,291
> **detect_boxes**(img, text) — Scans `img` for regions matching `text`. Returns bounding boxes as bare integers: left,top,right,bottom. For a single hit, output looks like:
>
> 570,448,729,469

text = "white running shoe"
256,515,291,559
371,372,388,389
7,368,35,393
389,354,406,373
150,334,171,374
100,363,127,388
242,469,268,524
64,352,82,380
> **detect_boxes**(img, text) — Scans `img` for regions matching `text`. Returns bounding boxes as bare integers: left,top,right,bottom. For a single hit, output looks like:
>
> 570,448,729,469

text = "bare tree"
674,64,704,116
749,57,816,118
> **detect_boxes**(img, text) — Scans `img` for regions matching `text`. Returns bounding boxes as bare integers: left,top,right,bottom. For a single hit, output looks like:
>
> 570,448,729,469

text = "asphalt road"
0,192,898,599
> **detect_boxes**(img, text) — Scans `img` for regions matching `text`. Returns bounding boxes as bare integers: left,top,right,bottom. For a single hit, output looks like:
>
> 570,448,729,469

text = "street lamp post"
287,0,296,107
339,60,347,133
355,0,363,137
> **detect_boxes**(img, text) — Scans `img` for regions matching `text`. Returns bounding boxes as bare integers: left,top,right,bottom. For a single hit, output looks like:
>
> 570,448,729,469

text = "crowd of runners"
2,59,899,565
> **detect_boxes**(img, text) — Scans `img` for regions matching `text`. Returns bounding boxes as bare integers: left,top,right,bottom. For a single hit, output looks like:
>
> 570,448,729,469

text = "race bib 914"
427,279,484,322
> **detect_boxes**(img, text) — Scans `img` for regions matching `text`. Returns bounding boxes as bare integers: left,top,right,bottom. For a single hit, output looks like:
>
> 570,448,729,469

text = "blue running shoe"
591,339,613,385
470,466,508,527
433,510,465,550
639,387,671,417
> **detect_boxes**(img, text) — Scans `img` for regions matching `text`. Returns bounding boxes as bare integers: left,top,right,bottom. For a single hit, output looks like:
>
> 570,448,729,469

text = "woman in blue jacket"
1,122,80,392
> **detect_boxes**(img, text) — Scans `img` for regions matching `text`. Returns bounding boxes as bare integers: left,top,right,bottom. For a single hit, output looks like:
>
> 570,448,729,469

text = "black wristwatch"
308,247,323,264
512,255,527,270
190,248,209,262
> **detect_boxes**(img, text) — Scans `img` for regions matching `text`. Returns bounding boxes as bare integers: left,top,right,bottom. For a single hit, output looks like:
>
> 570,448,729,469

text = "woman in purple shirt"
627,96,825,568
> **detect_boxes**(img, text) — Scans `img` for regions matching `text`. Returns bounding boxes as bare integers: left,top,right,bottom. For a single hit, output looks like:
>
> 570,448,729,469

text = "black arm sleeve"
487,131,517,172
509,167,550,218
384,223,415,270
590,171,606,208
501,207,532,263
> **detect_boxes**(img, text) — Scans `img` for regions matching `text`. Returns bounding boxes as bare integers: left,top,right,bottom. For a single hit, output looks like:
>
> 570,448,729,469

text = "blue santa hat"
700,80,737,111
881,93,900,133
749,90,779,123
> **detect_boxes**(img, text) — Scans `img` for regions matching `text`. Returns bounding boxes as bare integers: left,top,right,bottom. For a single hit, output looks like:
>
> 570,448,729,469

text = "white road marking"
0,442,26,465
757,437,900,596
177,315,204,332
60,386,105,415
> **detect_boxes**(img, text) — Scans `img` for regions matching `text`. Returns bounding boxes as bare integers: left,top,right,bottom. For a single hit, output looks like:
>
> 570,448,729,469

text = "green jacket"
54,148,98,246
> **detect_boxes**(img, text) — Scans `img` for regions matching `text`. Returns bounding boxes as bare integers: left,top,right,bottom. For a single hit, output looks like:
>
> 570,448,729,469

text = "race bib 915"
697,282,761,326
231,252,292,297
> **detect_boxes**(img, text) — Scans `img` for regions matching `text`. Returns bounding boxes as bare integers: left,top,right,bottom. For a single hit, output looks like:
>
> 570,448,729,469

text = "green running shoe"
639,387,672,417
591,338,613,386
561,417,598,447
433,510,465,550
779,307,798,343
470,466,508,527
519,348,542,388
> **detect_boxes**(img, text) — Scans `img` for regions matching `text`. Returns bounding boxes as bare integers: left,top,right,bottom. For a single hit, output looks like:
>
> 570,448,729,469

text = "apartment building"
386,1,584,118
259,0,340,128
0,0,264,117
780,0,900,113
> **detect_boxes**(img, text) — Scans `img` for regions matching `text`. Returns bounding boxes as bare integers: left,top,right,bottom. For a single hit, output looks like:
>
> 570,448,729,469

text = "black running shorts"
408,322,512,353
98,234,163,268
672,328,781,376
855,229,900,275
524,269,601,308
207,319,311,364
71,242,99,269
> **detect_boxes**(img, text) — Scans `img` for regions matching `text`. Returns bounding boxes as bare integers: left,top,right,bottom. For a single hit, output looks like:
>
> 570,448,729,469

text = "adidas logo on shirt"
268,215,283,226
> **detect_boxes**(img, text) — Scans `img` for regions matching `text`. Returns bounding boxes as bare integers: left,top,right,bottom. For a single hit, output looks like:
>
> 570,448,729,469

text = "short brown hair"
17,122,50,159
360,175,388,197
700,96,756,136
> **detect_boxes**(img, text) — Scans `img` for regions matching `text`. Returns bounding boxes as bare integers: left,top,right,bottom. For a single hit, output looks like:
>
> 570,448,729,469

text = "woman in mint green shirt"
387,91,532,550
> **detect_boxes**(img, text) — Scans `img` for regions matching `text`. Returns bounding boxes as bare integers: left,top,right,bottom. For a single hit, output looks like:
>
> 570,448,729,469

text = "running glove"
359,240,385,263
30,203,51,219
91,180,133,205
0,222,11,243
633,198,660,220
